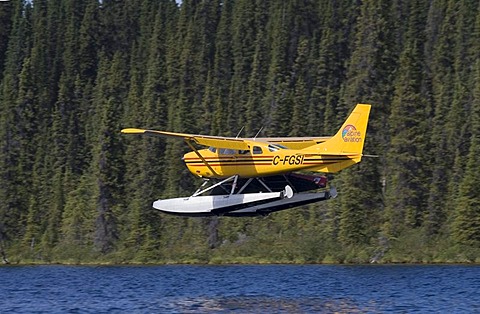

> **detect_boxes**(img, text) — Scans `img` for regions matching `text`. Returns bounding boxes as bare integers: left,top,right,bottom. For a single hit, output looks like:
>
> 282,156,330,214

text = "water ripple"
0,265,479,313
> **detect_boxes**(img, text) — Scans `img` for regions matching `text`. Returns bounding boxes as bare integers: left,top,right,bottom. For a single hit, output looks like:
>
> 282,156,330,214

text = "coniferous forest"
1,0,480,264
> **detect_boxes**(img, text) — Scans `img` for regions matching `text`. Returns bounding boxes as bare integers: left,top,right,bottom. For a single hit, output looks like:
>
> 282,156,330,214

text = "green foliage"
1,0,480,264
452,60,480,247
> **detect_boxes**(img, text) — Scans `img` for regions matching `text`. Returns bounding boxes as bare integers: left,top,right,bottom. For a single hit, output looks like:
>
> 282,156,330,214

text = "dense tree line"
0,0,479,264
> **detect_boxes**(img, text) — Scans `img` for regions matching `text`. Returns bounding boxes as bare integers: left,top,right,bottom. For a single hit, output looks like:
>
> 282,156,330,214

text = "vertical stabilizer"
301,104,371,172
313,104,371,154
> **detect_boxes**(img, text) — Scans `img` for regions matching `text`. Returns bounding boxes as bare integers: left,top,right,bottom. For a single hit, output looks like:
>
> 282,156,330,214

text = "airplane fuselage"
183,140,359,178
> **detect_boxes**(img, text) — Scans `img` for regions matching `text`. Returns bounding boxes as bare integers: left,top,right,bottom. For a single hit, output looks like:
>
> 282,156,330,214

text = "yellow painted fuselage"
183,141,359,178
123,104,371,179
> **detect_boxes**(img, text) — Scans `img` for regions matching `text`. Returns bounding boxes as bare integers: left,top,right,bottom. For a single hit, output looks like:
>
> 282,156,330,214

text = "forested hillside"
1,0,479,264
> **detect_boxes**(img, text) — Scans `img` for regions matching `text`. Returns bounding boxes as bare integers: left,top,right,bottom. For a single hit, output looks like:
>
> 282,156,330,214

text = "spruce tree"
60,174,96,250
245,29,268,135
452,59,480,247
0,0,32,253
228,0,258,134
0,0,14,80
91,53,128,253
210,0,233,136
338,0,395,245
386,42,429,230
262,2,291,136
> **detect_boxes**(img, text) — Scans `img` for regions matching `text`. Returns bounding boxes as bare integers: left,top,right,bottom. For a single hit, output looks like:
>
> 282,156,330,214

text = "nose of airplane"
183,151,195,160
182,151,202,177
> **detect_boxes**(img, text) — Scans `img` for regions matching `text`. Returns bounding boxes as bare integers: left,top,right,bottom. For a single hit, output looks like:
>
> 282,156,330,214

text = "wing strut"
185,139,219,177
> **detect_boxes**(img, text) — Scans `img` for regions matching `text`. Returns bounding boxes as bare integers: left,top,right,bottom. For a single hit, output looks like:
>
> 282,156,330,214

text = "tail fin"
321,104,371,155
302,104,371,172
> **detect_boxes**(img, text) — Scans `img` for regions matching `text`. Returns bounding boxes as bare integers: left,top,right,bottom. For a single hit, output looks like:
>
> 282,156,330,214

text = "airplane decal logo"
342,125,362,143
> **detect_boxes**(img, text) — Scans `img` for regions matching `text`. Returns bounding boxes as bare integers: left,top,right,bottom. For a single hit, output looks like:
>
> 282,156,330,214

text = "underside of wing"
255,137,331,149
121,128,250,150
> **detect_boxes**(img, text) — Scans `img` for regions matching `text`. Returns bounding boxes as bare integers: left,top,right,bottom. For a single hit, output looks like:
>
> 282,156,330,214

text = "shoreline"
2,260,480,267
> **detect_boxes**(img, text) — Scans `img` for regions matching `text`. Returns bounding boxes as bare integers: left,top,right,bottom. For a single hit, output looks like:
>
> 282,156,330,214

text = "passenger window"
219,148,236,155
208,147,216,153
238,150,249,155
268,145,279,152
253,146,263,154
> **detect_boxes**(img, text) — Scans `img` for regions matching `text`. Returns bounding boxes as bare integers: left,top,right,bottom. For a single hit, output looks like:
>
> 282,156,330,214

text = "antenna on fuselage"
235,126,245,138
253,127,264,140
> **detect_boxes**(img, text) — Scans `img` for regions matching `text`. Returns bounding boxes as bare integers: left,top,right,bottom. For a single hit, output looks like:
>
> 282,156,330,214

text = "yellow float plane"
122,104,371,217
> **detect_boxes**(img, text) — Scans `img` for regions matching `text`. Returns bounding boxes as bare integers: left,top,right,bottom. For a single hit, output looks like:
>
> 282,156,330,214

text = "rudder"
309,104,371,155
299,104,371,173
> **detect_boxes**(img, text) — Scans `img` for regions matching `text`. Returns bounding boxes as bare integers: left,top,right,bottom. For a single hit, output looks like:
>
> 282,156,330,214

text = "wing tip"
121,128,146,134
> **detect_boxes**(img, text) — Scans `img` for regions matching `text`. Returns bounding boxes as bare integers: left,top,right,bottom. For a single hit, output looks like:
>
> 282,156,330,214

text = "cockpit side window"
268,144,285,152
208,147,216,153
218,148,236,155
253,146,263,154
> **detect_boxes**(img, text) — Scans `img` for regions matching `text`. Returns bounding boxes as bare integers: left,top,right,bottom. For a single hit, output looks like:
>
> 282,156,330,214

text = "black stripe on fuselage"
185,159,273,164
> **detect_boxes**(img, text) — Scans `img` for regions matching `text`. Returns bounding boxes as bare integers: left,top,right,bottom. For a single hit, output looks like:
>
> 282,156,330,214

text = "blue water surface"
0,264,479,313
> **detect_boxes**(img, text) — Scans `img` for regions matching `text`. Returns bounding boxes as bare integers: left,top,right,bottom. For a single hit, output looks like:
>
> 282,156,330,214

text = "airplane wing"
254,137,331,149
122,128,332,150
121,128,250,150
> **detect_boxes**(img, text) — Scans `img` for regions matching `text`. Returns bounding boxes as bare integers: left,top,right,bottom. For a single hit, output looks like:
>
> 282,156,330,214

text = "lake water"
0,264,479,313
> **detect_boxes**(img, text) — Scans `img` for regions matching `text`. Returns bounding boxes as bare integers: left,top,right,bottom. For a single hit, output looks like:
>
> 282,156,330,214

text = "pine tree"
210,0,233,135
122,2,177,256
386,43,429,230
452,59,480,247
262,2,291,136
245,28,268,135
288,38,310,137
425,0,478,236
338,0,395,245
227,0,258,134
60,174,95,250
0,0,14,80
91,53,128,253
0,0,33,254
